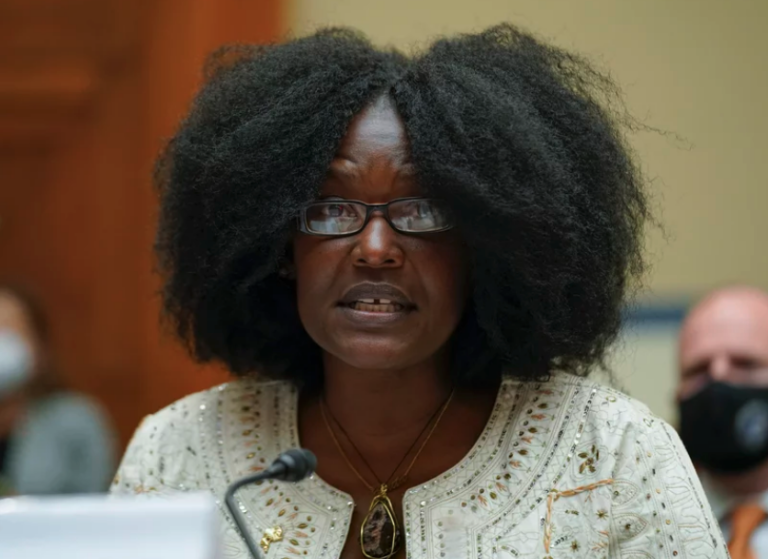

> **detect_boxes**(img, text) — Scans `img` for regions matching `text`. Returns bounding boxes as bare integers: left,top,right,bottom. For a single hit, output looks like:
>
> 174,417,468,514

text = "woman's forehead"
322,97,419,200
335,96,410,162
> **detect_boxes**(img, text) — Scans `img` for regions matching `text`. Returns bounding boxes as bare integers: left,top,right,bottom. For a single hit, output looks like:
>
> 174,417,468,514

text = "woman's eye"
322,204,346,217
416,201,433,218
405,201,436,219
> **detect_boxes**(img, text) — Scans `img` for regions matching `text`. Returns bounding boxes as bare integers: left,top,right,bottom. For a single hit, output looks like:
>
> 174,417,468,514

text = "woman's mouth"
346,299,405,313
337,283,415,325
337,298,413,327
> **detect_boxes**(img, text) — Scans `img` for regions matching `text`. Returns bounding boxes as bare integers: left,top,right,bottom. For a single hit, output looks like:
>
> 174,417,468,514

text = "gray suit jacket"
4,392,116,495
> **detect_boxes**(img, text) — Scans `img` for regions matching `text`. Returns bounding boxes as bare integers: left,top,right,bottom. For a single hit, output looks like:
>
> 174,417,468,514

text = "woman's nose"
351,215,405,268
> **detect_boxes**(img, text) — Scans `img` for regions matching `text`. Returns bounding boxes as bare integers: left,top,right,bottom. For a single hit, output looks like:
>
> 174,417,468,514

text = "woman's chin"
336,354,413,373
326,339,431,373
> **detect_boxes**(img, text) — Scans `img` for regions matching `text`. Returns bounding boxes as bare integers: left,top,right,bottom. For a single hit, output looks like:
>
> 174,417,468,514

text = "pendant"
360,485,402,559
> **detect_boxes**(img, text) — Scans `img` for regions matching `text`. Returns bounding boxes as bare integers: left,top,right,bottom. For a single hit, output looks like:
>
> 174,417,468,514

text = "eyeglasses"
297,197,454,236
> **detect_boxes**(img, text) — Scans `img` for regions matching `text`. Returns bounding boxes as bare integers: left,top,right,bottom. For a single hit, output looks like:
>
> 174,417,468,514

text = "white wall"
607,321,682,423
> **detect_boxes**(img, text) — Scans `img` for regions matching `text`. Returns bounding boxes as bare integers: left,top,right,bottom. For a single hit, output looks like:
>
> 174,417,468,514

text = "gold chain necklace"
320,389,455,559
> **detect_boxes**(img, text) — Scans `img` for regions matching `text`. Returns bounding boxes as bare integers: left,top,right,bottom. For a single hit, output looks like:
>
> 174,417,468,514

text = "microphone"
264,448,317,482
224,448,317,559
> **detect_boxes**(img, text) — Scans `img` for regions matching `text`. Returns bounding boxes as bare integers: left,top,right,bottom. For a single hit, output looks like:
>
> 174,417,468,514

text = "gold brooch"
260,526,283,554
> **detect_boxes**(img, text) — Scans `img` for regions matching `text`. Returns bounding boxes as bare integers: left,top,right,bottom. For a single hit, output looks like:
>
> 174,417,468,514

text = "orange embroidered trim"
544,479,613,553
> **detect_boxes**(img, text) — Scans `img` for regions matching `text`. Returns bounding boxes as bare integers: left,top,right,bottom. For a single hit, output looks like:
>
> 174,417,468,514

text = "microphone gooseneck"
224,448,317,559
265,448,318,482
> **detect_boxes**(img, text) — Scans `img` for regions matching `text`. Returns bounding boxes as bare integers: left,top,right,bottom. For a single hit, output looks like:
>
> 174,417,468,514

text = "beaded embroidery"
112,374,727,559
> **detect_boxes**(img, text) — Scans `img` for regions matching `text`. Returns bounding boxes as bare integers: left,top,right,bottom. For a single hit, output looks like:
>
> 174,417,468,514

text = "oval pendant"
360,487,401,559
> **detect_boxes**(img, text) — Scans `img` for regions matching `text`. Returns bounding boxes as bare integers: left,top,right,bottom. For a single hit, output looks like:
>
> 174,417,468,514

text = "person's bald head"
678,286,768,399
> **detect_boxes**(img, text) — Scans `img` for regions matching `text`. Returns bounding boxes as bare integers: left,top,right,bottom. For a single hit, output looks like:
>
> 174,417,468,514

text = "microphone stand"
224,449,317,559
224,471,272,559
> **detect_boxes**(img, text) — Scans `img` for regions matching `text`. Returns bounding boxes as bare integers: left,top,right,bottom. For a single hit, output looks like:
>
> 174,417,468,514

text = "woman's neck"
320,353,453,438
301,353,500,495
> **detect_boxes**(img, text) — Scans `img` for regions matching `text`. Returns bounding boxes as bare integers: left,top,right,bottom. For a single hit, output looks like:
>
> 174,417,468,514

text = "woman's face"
293,96,468,372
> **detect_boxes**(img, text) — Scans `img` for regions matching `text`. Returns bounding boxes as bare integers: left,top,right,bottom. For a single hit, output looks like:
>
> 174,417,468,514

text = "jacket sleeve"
608,409,728,559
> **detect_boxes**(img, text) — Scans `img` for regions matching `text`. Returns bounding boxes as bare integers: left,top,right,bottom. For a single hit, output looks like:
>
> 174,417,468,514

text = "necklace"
320,389,455,559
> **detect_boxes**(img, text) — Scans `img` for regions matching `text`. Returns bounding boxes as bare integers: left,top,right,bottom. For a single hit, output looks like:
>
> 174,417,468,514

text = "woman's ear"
278,244,296,280
278,262,296,280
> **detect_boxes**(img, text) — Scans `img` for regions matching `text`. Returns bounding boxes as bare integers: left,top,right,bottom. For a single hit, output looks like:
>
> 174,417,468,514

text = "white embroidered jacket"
112,373,728,559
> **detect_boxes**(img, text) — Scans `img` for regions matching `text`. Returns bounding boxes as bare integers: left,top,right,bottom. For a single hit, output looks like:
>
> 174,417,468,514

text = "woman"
0,286,116,495
113,25,725,559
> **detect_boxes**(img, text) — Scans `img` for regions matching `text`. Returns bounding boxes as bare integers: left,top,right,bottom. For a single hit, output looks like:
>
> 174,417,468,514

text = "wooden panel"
0,113,75,145
137,0,283,415
0,0,139,146
0,0,137,60
0,0,283,449
0,61,98,108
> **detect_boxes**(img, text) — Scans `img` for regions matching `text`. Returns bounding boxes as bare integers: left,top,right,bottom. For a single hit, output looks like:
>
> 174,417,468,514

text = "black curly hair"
155,24,649,386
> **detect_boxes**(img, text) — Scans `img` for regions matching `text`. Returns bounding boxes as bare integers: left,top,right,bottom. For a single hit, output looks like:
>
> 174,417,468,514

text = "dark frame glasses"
297,197,454,236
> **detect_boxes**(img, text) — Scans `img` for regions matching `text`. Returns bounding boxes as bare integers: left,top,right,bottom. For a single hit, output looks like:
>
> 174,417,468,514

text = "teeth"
357,298,393,304
352,301,404,313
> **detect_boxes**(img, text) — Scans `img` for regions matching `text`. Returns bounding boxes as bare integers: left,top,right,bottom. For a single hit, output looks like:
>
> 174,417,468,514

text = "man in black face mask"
678,286,768,559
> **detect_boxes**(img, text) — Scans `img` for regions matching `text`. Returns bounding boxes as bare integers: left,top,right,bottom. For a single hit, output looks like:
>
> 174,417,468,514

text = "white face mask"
0,331,33,398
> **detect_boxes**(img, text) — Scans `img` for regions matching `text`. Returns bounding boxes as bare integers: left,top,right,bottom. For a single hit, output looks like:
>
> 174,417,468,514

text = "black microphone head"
271,448,317,482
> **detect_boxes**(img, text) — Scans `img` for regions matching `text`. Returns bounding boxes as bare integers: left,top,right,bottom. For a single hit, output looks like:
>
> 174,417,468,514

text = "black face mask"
679,382,768,474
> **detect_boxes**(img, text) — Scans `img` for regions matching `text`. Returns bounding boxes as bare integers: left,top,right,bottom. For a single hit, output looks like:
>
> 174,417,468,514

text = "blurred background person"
0,285,116,496
678,286,768,559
